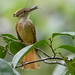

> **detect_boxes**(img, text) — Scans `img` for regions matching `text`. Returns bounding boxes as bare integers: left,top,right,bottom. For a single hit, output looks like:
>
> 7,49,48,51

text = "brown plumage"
14,6,40,69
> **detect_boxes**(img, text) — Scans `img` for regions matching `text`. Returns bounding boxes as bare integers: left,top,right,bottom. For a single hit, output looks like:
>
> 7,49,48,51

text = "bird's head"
13,6,38,18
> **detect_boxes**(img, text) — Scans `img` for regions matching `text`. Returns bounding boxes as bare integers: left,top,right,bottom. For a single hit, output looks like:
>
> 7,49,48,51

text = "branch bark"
15,56,65,68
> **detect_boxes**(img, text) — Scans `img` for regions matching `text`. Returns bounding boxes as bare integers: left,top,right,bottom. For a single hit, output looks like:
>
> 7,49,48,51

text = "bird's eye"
24,11,25,13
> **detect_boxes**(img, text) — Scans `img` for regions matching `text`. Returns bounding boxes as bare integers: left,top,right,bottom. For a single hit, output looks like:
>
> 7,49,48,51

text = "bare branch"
6,49,14,56
37,53,66,66
37,53,43,59
15,56,65,68
36,47,50,57
44,61,66,66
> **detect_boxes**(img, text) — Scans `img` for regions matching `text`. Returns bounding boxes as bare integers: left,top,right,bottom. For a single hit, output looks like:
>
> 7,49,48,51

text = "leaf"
1,34,18,44
62,56,75,75
12,45,32,68
0,45,7,58
13,69,20,75
8,62,13,66
1,36,25,55
65,60,75,75
58,45,75,53
12,40,48,68
52,32,75,39
65,70,69,75
0,34,25,55
72,58,75,62
2,37,14,44
1,34,18,40
0,58,16,75
10,41,25,55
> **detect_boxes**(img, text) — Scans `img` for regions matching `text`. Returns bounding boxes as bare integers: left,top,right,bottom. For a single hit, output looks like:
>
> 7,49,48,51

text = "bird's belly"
17,24,34,44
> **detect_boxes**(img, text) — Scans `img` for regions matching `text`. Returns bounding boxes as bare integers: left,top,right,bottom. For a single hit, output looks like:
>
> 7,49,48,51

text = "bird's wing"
16,20,37,43
31,22,37,43
16,23,23,42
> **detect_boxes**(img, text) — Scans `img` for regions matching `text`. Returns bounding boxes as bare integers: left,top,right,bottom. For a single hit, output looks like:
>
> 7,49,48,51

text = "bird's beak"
30,6,38,12
13,14,17,17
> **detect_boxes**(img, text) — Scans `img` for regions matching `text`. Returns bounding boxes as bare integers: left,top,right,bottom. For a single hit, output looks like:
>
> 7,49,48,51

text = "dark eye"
24,11,25,13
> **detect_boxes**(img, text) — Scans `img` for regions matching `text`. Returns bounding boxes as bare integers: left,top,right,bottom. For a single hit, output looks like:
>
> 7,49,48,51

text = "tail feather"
22,49,40,69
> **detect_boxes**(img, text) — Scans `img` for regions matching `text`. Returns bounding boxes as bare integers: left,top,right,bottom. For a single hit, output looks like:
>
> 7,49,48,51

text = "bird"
13,6,40,69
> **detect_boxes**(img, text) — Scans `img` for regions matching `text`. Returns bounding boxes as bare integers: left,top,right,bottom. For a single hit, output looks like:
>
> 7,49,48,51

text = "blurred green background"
0,0,75,75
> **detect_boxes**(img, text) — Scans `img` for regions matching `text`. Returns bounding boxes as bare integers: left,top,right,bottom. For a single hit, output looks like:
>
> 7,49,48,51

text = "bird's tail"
22,49,40,69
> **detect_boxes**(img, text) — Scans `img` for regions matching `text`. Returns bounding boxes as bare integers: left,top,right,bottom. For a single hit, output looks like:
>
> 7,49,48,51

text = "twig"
15,56,64,68
37,53,43,59
37,53,66,66
36,47,50,57
6,49,14,56
48,38,56,58
44,61,66,66
0,36,27,46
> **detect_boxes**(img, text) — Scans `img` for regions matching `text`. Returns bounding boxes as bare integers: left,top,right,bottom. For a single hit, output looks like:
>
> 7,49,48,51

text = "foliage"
0,58,20,75
0,32,75,75
0,45,7,58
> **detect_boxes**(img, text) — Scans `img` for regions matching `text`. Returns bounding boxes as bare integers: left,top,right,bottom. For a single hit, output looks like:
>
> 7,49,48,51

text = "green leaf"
1,36,25,55
58,45,75,53
10,41,25,55
1,34,18,40
2,37,14,44
0,45,7,58
0,58,16,75
13,69,20,75
72,58,75,62
65,60,75,75
12,40,48,68
0,34,27,55
52,32,75,39
62,56,75,75
65,70,69,75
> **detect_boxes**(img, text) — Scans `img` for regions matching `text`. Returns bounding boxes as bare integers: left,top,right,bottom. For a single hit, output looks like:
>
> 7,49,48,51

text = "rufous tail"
22,49,40,69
